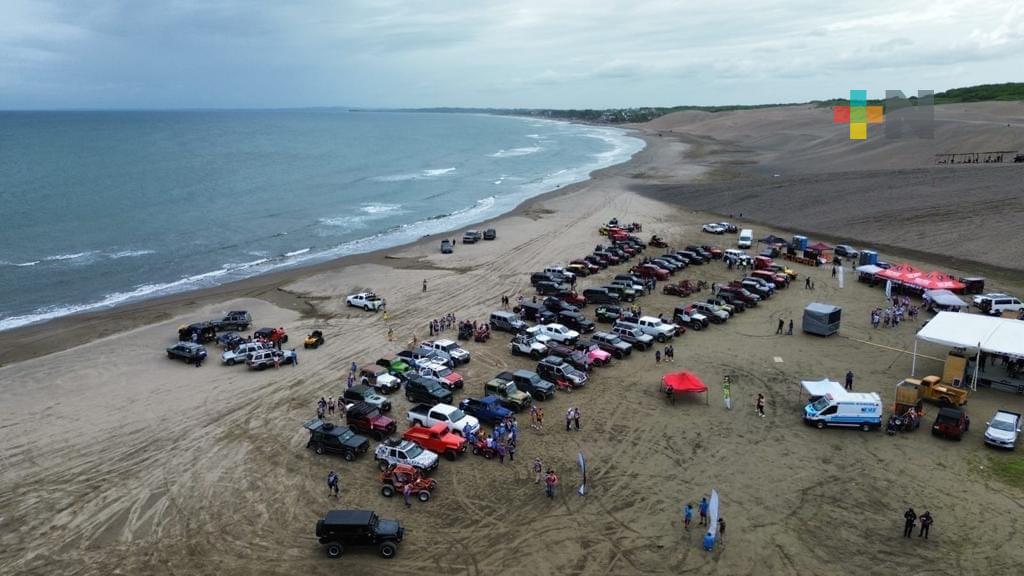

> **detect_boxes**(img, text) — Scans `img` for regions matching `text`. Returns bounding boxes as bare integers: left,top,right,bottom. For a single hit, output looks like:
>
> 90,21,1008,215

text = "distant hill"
397,82,1024,124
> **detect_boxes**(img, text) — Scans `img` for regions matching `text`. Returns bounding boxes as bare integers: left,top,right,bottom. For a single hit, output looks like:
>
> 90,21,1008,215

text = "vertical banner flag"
838,266,845,289
885,280,892,299
577,451,587,496
708,489,720,537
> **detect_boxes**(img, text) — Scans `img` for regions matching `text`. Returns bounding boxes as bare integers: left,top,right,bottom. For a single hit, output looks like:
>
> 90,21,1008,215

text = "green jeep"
483,377,532,412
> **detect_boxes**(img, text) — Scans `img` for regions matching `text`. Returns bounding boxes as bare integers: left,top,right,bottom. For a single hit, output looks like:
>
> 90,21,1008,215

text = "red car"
557,291,587,307
700,245,723,259
751,269,789,288
631,264,669,281
403,422,467,461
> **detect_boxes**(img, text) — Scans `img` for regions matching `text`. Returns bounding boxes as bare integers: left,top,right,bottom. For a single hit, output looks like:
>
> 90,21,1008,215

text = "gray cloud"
0,0,1021,109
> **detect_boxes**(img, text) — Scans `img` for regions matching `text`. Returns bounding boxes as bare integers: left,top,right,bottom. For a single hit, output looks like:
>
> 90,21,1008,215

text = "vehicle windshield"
810,397,831,412
405,444,423,458
991,419,1016,432
338,428,354,442
437,367,452,377
505,383,518,395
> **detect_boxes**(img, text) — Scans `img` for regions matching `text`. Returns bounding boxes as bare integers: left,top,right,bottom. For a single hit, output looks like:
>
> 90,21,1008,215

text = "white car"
526,323,580,345
425,339,470,364
374,439,439,473
702,223,725,234
221,341,267,365
636,316,677,342
346,292,384,311
984,410,1021,449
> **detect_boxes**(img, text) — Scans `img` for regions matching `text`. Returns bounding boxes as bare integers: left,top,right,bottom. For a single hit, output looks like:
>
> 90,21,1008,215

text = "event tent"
662,371,709,403
856,264,883,275
923,289,968,311
913,271,966,292
876,263,922,283
913,312,1024,389
808,241,833,252
801,378,844,399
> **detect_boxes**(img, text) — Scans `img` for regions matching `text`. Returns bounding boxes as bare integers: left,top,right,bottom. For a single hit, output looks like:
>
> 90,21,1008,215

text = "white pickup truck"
984,410,1022,449
636,316,678,342
525,323,580,345
346,292,384,311
407,403,480,436
425,339,471,364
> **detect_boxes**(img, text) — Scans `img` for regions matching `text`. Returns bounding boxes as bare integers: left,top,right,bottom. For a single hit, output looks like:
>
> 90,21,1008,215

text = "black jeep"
316,509,404,559
304,419,370,461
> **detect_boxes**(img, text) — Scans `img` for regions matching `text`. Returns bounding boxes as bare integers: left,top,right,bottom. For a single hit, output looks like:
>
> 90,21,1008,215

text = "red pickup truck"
346,402,397,440
631,264,669,281
403,422,467,461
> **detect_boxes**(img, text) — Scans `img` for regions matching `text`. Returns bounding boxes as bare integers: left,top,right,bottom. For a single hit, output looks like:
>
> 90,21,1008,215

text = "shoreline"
0,128,657,366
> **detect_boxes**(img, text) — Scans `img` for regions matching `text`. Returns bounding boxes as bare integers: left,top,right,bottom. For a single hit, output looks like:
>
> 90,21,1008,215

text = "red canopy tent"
909,271,966,292
808,241,833,252
875,263,923,284
661,371,709,404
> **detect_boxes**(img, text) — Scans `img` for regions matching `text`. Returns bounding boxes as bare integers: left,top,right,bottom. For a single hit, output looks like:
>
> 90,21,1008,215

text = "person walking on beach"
805,277,811,290
382,310,389,323
387,327,394,342
533,457,544,484
776,318,784,335
667,345,674,362
786,319,794,335
683,502,694,531
566,407,574,431
535,406,544,429
346,373,354,389
655,349,662,364
327,397,335,416
756,393,766,418
327,470,339,497
403,482,413,508
903,508,917,538
718,517,726,545
699,496,709,526
507,440,516,463
573,407,581,431
422,279,427,292
545,469,559,498
845,370,854,392
918,511,933,539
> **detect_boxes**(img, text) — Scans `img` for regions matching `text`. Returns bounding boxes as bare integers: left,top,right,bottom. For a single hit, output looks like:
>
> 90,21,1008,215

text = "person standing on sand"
533,457,544,483
566,407,574,431
545,469,559,498
846,370,854,391
387,327,394,342
718,518,726,545
683,502,694,530
699,497,709,526
536,406,544,429
756,394,766,417
903,508,917,537
776,318,784,335
786,319,794,335
918,511,933,539
422,279,427,292
327,470,339,497
655,349,662,364
573,407,581,431
403,482,413,508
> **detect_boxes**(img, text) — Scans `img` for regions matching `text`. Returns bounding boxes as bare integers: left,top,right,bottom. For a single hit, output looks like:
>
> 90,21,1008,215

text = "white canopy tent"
856,264,883,275
922,289,967,310
801,378,844,398
913,312,1024,389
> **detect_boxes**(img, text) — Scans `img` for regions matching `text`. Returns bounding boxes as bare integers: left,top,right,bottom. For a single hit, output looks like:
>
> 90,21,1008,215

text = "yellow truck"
898,375,969,408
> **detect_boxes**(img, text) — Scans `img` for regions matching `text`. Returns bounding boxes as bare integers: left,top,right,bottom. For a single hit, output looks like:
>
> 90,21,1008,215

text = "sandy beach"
2,106,1024,575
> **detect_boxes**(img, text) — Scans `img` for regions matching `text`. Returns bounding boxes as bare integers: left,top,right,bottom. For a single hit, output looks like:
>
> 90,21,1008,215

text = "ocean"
0,110,644,331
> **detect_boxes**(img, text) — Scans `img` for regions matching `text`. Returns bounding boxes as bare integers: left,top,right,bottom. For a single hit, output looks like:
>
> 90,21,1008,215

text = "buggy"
458,322,474,341
469,437,500,459
474,324,491,342
379,463,437,501
649,235,668,248
254,327,288,344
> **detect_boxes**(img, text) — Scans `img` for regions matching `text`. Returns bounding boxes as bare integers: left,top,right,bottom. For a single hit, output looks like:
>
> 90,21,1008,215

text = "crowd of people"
871,296,919,328
428,313,458,336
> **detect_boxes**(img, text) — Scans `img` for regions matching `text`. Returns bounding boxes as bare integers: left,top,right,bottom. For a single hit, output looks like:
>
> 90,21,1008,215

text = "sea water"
0,110,644,330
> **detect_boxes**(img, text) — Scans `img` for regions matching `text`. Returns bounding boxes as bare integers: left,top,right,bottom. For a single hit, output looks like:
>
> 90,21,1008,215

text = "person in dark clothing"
786,319,794,335
845,370,854,391
918,511,933,539
327,470,339,497
422,279,427,292
903,508,917,537
776,318,784,335
717,517,726,545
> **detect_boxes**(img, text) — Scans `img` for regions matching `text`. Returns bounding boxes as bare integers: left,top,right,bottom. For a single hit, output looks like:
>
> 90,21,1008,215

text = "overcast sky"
2,0,1022,109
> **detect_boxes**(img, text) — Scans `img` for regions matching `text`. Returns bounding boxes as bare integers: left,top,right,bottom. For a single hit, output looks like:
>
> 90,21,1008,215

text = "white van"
737,229,753,249
803,392,882,431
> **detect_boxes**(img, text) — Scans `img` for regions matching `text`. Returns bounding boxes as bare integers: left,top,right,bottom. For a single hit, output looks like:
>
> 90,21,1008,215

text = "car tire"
692,323,702,332
381,485,394,497
657,334,666,343
227,358,236,366
472,447,480,455
379,542,397,559
531,350,542,360
418,491,431,502
315,444,325,455
326,543,344,558
444,450,457,461
414,420,424,428
343,451,355,462
861,424,871,432
364,305,371,311
816,421,825,429
378,459,390,471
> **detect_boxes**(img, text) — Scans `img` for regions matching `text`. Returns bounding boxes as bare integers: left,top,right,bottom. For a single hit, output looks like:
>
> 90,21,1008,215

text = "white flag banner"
577,451,587,496
708,489,720,537
838,266,845,289
885,280,892,299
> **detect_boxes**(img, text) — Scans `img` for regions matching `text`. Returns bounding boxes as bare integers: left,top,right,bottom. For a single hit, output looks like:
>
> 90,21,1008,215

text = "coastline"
0,127,657,366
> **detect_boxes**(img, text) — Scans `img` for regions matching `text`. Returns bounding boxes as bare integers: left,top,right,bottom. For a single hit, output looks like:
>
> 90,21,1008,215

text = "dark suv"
404,373,454,405
166,342,208,363
558,310,595,334
316,509,404,559
536,356,588,388
304,419,370,461
497,370,555,401
516,302,556,324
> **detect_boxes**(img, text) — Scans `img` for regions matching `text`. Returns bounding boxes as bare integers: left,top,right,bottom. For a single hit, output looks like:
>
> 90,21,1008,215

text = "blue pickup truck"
458,396,513,425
